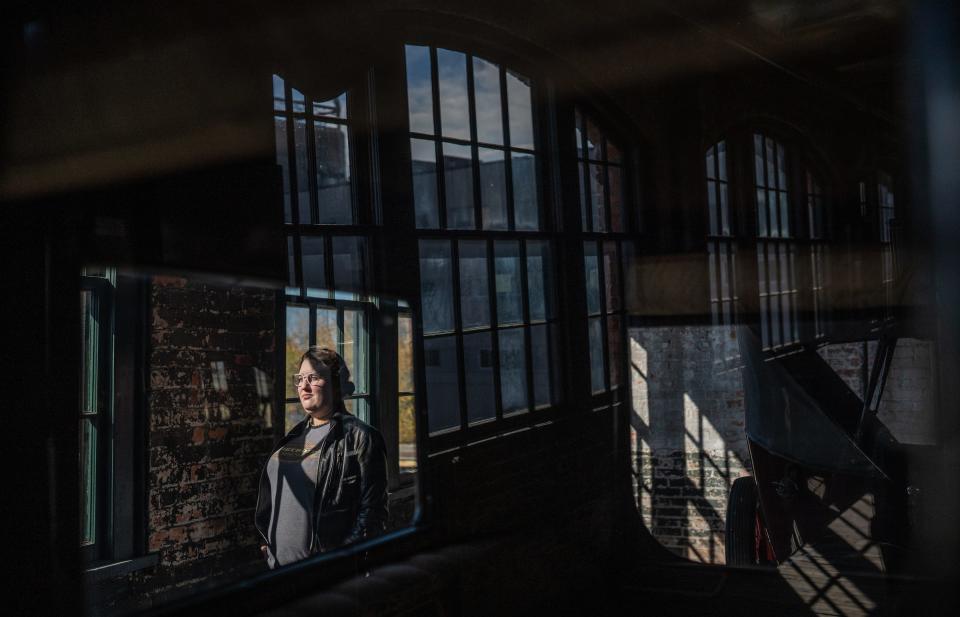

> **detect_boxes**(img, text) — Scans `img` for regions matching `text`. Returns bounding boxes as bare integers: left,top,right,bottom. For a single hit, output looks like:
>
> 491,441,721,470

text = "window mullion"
305,99,320,226
499,67,516,231
597,240,610,393
466,55,483,231
450,240,468,432
486,237,504,422
519,240,534,413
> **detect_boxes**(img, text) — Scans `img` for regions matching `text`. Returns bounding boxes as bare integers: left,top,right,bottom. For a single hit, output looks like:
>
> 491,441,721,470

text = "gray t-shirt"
265,421,332,568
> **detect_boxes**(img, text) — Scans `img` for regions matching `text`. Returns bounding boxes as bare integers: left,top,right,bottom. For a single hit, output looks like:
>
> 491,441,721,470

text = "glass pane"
584,242,601,315
294,117,311,225
343,309,366,395
603,241,621,312
285,304,309,400
405,45,435,135
506,70,534,150
706,144,716,180
411,138,439,229
463,331,496,424
718,140,728,182
512,152,539,231
719,182,730,235
585,118,603,161
398,315,415,393
756,188,768,237
589,163,606,232
313,92,347,119
753,133,765,186
332,236,366,294
424,335,461,433
530,324,553,409
272,74,286,111
479,148,507,230
80,289,98,414
526,240,553,322
608,165,624,232
473,57,503,145
459,240,490,329
292,88,305,113
575,108,585,157
419,240,455,334
275,116,291,223
398,394,418,474
608,313,622,388
776,142,787,190
300,236,325,292
443,142,475,229
495,240,523,326
499,328,528,414
707,179,719,236
588,316,606,393
79,417,96,545
315,122,352,225
779,191,790,237
315,306,339,351
437,48,470,140
579,161,588,230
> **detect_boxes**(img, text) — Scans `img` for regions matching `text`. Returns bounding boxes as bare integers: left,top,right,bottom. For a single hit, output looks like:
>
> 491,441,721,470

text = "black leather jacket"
254,411,388,561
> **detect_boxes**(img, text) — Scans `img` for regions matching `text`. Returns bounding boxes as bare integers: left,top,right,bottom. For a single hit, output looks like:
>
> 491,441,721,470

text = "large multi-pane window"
705,141,737,328
753,132,799,350
274,72,421,483
575,108,633,397
406,44,560,438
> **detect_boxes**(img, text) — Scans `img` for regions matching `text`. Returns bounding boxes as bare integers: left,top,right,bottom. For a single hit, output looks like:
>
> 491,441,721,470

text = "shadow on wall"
629,324,750,564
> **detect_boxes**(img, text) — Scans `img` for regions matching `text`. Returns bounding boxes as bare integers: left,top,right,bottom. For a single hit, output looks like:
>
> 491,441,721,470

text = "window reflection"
499,328,528,414
406,44,558,442
464,331,496,423
424,335,461,432
438,48,470,140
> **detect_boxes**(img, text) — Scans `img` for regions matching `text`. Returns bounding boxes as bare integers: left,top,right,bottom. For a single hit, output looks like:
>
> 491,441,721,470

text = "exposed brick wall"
629,325,750,564
147,277,277,567
632,329,936,566
819,339,937,445
876,339,937,445
89,277,278,614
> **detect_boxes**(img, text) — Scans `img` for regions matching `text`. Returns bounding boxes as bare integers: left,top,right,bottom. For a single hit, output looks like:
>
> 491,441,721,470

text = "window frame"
402,40,570,451
80,269,155,575
573,105,637,410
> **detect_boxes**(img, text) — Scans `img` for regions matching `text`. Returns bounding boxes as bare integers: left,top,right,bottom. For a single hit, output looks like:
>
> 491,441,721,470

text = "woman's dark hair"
298,347,354,414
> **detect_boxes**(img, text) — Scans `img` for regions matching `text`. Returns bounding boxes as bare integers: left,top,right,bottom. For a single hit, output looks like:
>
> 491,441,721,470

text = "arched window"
705,140,737,328
575,107,634,397
753,132,799,350
405,44,559,440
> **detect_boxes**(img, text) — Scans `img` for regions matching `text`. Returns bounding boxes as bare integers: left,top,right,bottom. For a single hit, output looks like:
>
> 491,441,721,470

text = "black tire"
725,476,760,566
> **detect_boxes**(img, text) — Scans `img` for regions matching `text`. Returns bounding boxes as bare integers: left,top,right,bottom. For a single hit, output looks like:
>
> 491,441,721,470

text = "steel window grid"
575,108,632,403
406,44,561,443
